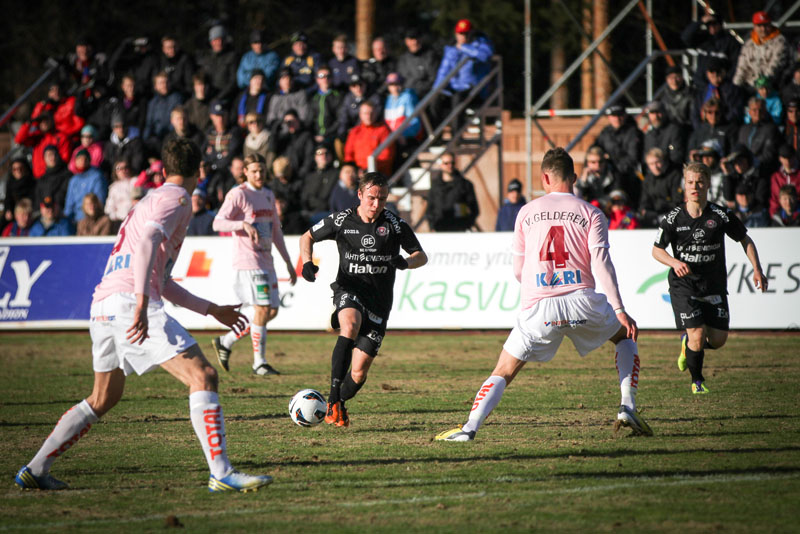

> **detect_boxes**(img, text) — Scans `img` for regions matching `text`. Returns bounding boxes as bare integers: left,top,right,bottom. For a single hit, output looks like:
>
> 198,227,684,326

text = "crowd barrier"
1,228,798,330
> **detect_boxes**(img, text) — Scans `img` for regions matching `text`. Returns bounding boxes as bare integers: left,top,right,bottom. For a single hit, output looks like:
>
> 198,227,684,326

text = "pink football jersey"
214,183,282,271
512,192,609,310
93,183,192,303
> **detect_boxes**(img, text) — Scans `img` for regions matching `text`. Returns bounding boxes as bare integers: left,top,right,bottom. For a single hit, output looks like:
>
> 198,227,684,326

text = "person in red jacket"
14,112,73,178
769,145,800,217
344,101,395,176
30,82,85,142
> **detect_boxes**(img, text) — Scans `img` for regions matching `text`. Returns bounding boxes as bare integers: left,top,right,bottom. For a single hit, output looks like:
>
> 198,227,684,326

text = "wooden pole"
592,0,611,107
580,0,593,110
355,0,375,60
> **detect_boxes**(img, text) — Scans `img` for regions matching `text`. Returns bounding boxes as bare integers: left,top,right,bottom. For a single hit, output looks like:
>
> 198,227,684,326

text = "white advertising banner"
162,228,800,330
1,228,798,330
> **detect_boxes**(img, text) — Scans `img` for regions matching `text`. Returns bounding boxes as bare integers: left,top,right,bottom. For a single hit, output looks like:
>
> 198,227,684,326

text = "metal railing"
565,49,687,152
367,55,504,229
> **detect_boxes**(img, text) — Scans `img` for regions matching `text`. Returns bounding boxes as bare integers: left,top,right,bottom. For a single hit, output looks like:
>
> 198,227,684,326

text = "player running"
652,161,767,394
436,147,652,442
211,153,297,376
15,139,273,492
299,171,427,427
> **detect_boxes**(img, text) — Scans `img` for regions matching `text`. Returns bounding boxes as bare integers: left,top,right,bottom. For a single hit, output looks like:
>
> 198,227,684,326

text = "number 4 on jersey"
539,226,570,268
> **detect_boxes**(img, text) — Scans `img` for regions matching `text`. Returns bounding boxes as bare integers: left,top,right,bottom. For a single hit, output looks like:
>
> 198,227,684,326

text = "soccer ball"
288,389,327,427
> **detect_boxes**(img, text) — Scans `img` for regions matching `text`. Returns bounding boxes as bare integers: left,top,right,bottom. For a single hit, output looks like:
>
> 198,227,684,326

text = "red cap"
752,11,771,25
455,19,472,33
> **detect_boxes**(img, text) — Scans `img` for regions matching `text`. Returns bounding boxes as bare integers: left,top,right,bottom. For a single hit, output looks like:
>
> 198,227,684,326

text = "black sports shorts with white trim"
670,291,730,331
330,289,387,357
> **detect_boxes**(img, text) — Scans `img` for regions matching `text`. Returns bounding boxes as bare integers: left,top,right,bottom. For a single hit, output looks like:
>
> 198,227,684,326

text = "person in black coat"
643,101,687,168
34,147,72,211
397,28,440,100
638,148,684,228
593,105,643,205
3,157,36,225
738,97,782,176
425,153,479,232
681,12,741,87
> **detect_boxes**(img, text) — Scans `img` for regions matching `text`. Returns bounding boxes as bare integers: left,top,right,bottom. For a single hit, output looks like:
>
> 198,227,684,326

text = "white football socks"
461,376,507,434
615,339,639,410
251,324,267,369
221,326,249,350
189,391,233,479
28,399,98,476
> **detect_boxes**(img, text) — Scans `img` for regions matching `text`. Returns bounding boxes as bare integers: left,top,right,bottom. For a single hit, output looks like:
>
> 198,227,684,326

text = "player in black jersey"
299,172,428,426
652,162,767,394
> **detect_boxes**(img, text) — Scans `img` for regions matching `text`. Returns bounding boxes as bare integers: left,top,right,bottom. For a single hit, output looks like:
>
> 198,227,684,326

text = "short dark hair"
541,147,574,180
162,138,201,178
359,171,389,191
779,184,797,198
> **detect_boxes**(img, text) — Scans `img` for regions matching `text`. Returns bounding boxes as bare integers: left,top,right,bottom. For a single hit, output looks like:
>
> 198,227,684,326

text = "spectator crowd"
2,19,496,236
579,9,800,229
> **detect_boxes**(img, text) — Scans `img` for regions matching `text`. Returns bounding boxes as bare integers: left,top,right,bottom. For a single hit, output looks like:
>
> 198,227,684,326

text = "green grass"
2,331,799,533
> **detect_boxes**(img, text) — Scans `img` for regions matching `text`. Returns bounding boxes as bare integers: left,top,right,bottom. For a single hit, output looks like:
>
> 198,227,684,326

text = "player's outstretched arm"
652,245,690,277
299,230,318,282
740,235,768,292
391,250,427,270
207,303,249,334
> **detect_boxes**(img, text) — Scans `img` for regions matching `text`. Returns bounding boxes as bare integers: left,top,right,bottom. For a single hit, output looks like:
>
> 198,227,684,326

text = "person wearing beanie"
68,124,105,174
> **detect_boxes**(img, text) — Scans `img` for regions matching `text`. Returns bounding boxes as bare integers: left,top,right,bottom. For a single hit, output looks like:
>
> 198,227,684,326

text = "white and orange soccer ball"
288,389,326,426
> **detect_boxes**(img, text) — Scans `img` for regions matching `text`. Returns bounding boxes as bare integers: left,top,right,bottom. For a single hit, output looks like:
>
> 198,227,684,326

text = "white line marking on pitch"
2,472,797,531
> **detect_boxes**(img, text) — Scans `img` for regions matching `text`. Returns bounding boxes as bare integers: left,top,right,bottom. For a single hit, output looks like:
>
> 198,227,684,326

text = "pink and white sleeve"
213,192,245,233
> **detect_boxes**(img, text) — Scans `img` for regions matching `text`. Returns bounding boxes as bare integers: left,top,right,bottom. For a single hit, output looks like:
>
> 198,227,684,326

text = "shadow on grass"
234,445,800,469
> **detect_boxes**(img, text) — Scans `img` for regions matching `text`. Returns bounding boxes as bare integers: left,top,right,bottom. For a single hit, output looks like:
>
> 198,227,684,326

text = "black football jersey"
654,202,747,296
310,208,423,315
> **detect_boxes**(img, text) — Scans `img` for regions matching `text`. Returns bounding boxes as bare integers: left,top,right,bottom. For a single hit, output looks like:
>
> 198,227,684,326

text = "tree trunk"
580,0,594,110
355,0,375,61
593,0,611,107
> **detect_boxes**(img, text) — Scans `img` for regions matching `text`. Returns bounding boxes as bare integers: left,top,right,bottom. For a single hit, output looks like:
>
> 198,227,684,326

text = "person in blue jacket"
29,197,74,237
432,19,494,129
64,149,108,225
237,30,280,90
495,179,526,231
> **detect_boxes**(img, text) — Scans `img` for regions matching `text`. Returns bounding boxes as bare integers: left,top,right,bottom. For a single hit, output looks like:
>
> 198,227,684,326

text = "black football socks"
685,346,705,384
329,336,354,404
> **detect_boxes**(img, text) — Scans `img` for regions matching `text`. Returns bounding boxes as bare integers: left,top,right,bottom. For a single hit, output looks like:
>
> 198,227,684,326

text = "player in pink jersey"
15,139,274,493
211,153,297,376
436,148,653,442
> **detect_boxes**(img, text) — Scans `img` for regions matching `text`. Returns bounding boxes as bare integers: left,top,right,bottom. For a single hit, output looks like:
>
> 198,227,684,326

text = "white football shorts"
233,269,278,308
90,292,196,376
504,288,622,363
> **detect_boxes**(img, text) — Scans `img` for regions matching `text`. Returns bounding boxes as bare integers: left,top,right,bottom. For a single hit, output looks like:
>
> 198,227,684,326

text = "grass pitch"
1,331,799,533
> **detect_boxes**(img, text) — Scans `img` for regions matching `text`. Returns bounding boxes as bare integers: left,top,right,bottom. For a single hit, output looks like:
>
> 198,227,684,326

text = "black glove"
302,261,319,282
389,255,409,270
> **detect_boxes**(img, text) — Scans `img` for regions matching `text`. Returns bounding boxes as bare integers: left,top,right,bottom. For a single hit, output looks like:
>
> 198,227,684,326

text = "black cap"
250,30,265,44
507,179,522,192
278,66,292,78
405,28,422,39
348,73,363,85
291,31,308,43
666,66,682,77
735,182,753,196
40,196,55,208
787,99,799,109
209,100,225,115
606,104,625,116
